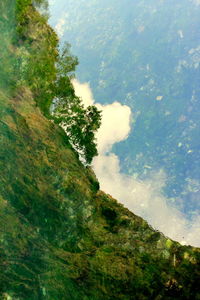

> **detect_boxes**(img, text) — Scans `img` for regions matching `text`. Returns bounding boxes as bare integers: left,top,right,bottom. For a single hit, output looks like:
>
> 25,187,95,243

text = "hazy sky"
49,0,200,247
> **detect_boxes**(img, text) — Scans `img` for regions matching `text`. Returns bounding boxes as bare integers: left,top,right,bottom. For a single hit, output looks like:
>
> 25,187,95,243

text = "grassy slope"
0,85,199,300
0,1,199,299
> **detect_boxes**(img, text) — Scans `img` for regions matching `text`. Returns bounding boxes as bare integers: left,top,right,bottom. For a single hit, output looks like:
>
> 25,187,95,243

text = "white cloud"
190,0,200,6
71,79,94,106
71,79,132,154
95,102,131,154
93,154,200,247
55,13,68,37
72,79,200,247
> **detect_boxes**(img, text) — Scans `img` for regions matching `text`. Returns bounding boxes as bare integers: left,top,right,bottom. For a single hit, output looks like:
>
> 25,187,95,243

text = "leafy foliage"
53,44,101,164
15,0,59,116
15,2,101,164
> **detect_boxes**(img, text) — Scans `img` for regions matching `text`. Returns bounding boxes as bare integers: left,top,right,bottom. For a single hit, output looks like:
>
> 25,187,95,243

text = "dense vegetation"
0,0,199,299
16,0,58,115
3,0,101,164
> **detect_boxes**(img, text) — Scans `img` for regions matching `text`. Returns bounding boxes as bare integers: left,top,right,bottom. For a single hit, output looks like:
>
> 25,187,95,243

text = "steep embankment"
0,86,200,300
0,1,199,299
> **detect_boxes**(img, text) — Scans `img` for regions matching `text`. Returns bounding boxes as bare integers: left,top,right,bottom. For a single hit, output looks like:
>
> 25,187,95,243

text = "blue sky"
48,0,200,246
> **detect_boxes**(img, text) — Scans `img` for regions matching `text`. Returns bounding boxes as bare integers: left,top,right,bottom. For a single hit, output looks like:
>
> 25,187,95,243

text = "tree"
52,44,101,164
14,1,101,163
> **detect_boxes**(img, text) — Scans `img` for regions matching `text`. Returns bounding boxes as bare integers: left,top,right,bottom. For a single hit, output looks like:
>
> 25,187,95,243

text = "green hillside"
0,1,199,299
